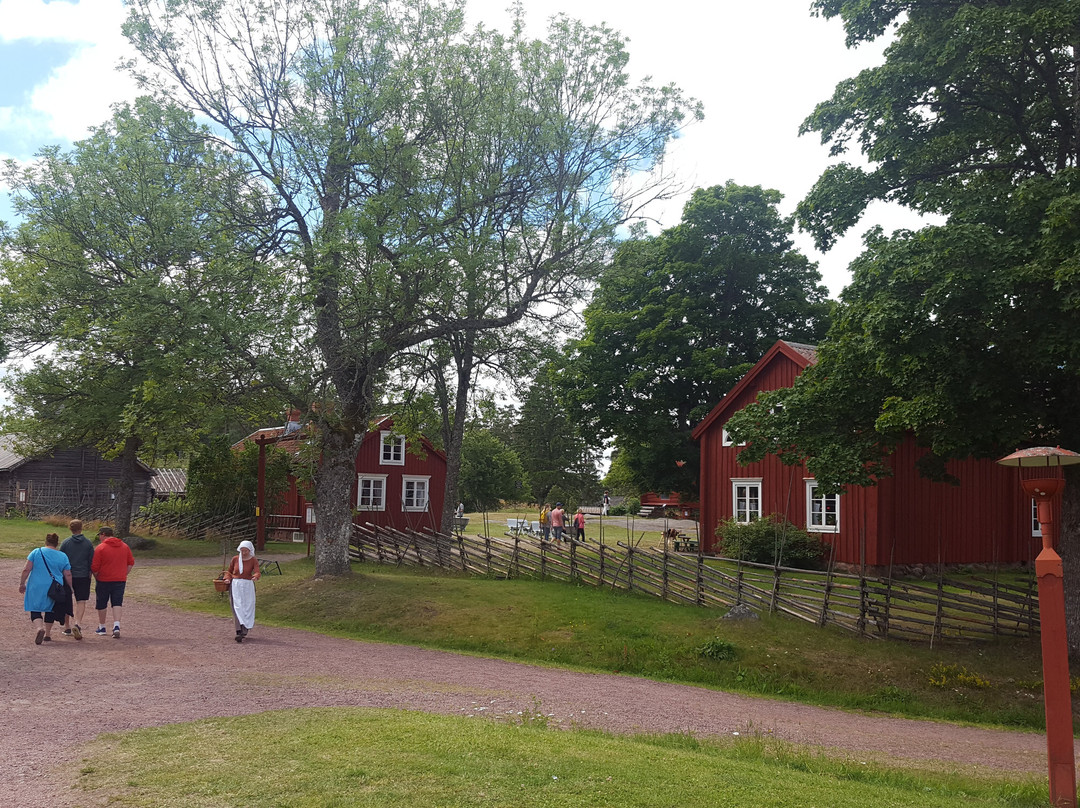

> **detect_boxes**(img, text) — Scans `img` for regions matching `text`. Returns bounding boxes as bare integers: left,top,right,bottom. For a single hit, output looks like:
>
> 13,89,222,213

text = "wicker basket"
213,576,229,593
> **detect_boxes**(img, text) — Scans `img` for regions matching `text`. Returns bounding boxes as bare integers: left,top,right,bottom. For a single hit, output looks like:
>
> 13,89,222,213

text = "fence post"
696,554,705,607
540,537,547,580
661,546,669,602
933,563,945,646
770,566,781,615
570,540,577,581
598,543,606,586
485,536,492,575
857,570,868,637
736,558,744,605
628,546,634,591
818,563,834,627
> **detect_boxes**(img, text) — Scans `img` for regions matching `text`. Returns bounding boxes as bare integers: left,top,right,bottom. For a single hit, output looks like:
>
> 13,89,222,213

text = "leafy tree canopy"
124,0,701,575
459,429,527,512
562,181,831,498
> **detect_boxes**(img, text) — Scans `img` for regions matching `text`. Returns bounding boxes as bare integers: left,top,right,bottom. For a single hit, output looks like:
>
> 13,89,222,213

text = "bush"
696,637,739,661
715,514,825,569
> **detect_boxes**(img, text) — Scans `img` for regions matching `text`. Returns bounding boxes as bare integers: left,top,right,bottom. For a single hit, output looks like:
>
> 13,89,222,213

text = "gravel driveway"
1,557,1063,806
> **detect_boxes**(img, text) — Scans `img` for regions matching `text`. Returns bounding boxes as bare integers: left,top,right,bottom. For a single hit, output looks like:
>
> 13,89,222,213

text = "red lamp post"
998,446,1080,808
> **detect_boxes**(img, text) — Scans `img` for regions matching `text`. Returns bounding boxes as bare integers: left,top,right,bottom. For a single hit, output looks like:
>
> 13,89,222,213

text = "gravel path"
1,557,1063,807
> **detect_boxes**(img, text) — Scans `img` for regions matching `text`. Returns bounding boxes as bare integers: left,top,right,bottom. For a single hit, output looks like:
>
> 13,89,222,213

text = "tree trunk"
312,425,358,578
1060,464,1080,660
115,435,141,537
440,336,475,533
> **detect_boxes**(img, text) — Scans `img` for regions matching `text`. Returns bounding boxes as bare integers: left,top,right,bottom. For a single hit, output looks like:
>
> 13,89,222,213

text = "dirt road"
0,557,1059,807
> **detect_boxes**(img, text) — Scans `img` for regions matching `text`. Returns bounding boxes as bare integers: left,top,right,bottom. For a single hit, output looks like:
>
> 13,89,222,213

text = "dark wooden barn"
692,340,1054,569
0,438,154,517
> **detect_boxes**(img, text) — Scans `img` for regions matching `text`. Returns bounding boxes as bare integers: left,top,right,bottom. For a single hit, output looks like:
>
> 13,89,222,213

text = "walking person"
539,503,551,542
91,526,134,638
573,508,586,542
550,502,566,543
60,519,93,640
224,540,260,643
602,491,611,516
18,533,73,645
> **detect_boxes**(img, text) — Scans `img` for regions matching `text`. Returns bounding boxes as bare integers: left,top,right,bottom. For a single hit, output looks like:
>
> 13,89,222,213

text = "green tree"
459,429,527,512
513,365,602,505
125,0,699,576
562,182,830,499
0,98,288,535
727,1,1080,649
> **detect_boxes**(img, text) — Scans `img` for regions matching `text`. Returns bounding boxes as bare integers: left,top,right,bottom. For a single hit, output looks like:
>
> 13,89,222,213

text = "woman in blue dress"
18,533,73,645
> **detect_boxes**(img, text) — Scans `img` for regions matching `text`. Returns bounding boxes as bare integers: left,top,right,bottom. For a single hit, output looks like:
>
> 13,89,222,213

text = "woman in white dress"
224,540,260,643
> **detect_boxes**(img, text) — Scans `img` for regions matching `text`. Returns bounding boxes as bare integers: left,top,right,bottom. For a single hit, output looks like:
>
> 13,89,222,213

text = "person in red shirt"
90,526,134,638
573,508,586,542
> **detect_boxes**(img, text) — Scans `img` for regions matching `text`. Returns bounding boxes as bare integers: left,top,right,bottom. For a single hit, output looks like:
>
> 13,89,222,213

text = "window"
1032,499,1042,537
721,427,745,447
805,480,839,533
305,505,316,525
402,476,430,512
731,478,762,524
380,431,405,465
357,475,387,511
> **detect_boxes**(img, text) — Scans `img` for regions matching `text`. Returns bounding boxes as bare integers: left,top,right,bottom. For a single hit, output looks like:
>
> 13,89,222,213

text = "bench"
672,536,699,553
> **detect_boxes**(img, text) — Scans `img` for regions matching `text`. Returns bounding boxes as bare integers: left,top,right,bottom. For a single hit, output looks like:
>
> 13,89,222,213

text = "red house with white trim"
235,414,447,538
692,340,1052,569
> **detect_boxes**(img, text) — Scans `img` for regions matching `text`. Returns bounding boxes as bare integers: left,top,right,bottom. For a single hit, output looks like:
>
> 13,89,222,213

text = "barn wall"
2,448,152,510
351,430,447,533
698,353,807,553
875,444,1055,566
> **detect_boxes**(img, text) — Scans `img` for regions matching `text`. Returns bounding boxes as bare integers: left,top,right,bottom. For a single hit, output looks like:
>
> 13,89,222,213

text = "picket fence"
349,523,1039,644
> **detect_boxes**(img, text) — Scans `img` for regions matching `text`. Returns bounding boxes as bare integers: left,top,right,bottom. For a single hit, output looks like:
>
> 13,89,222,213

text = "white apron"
231,578,256,629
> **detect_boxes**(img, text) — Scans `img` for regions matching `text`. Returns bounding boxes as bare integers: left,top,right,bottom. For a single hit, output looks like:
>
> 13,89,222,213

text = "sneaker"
94,627,107,636
72,625,83,640
62,628,72,636
235,633,243,643
112,626,120,638
43,636,52,642
35,628,45,645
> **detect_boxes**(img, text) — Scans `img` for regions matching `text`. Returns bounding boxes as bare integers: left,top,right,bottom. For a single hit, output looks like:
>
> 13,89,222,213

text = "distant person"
18,532,73,645
91,526,134,638
60,519,93,640
224,540,261,643
602,491,611,516
539,503,551,542
455,502,465,519
550,502,566,543
573,508,586,542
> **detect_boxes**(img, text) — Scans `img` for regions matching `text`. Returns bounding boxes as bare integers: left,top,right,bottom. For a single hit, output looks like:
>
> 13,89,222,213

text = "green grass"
0,514,299,560
142,556,1052,732
72,708,1044,808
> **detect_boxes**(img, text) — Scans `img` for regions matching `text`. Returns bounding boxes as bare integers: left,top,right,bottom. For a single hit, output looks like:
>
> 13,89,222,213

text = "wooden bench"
672,536,699,553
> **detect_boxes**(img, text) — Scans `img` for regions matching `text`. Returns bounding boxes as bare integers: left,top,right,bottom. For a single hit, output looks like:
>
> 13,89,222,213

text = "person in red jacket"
90,526,134,638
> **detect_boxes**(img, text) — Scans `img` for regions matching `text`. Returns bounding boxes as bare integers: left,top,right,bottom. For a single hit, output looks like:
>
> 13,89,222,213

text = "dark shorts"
29,610,62,624
95,580,126,610
72,577,91,602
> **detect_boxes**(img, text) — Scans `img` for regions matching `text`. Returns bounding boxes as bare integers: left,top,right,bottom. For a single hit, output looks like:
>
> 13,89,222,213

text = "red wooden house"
235,414,447,539
692,340,1052,570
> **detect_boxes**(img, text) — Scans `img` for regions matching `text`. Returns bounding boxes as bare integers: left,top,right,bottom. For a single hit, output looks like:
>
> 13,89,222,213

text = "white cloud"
1,0,138,143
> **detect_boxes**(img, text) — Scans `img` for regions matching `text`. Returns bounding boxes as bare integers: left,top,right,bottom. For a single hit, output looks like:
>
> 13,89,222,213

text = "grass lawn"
463,506,678,550
72,708,1044,808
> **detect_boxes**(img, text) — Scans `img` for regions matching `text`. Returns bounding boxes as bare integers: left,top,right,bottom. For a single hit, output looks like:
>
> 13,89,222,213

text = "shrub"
715,514,825,569
696,637,739,661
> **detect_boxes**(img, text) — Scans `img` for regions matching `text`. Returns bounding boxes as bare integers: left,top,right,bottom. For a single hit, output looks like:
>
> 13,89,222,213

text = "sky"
0,0,931,297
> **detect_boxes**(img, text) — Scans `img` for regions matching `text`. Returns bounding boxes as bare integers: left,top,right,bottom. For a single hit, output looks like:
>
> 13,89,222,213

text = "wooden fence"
133,508,256,547
349,524,1039,644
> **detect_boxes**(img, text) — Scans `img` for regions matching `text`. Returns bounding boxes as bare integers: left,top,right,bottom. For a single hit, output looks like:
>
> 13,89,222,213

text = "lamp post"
998,446,1080,808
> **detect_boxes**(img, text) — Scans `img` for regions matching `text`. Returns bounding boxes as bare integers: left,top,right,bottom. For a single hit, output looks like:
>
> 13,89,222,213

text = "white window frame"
731,478,762,524
380,431,406,465
357,474,388,511
1032,499,1042,538
402,475,430,512
305,505,316,525
721,426,746,447
804,479,840,534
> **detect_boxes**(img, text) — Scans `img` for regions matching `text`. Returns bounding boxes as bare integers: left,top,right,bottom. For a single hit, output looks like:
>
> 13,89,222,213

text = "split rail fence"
350,524,1039,644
